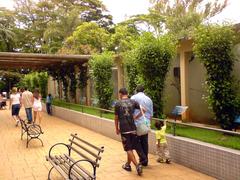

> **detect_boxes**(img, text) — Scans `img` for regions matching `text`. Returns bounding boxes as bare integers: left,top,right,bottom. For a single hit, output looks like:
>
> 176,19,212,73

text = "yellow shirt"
155,125,167,144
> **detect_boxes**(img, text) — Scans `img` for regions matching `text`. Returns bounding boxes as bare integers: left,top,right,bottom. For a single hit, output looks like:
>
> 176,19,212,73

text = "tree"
0,8,16,51
130,0,228,37
0,70,22,92
17,72,48,97
62,22,109,54
13,0,113,53
107,24,139,53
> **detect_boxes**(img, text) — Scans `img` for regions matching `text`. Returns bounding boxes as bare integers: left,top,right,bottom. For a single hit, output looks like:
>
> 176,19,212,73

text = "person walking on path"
9,87,21,126
33,88,43,124
114,88,147,176
46,93,53,115
155,120,171,164
21,87,33,123
131,85,153,166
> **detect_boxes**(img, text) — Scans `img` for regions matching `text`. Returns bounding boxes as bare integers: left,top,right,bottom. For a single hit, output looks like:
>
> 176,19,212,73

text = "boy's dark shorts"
121,133,138,151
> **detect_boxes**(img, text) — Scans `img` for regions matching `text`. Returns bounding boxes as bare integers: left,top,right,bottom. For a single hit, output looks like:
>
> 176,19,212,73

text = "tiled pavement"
0,108,215,180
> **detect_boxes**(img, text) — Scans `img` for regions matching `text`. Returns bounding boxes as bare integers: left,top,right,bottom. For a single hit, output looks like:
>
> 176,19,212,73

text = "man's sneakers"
122,163,143,176
122,163,131,172
136,164,143,176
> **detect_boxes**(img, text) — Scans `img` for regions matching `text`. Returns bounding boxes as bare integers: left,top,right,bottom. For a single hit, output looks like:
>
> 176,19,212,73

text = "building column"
180,51,190,121
53,80,56,97
75,65,80,103
47,77,51,95
86,67,91,106
59,81,63,99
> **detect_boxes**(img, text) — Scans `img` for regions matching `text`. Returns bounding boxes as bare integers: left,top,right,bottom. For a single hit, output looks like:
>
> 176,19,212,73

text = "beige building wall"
47,42,240,124
188,55,214,123
163,42,240,124
163,55,181,116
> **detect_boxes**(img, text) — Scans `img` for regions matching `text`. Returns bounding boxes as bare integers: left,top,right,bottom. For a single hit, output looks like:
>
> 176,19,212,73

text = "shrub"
135,33,176,117
123,50,139,96
193,24,239,130
90,51,114,109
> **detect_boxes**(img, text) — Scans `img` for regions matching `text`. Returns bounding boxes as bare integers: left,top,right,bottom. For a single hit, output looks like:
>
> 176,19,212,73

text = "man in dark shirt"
114,88,146,176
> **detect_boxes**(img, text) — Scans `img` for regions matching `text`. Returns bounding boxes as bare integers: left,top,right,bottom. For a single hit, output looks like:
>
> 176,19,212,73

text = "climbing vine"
193,25,239,130
90,51,113,109
135,33,176,118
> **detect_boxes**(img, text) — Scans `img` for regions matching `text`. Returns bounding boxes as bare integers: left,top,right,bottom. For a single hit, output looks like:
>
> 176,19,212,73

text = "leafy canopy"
61,22,109,54
130,0,228,37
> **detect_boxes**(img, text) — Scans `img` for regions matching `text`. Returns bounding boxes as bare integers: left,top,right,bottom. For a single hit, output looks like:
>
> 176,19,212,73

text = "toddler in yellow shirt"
155,120,171,163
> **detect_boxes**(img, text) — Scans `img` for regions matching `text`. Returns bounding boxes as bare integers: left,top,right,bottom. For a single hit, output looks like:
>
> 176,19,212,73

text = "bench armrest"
48,143,70,158
27,124,44,134
68,159,95,180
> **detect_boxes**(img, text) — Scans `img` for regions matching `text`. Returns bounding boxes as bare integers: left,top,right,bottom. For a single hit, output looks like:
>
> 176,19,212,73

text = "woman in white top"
9,87,21,126
33,88,43,124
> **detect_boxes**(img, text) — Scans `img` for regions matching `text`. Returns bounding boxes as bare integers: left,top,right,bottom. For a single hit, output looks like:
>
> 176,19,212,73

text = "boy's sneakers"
136,164,143,176
157,158,171,164
122,163,132,172
166,159,171,164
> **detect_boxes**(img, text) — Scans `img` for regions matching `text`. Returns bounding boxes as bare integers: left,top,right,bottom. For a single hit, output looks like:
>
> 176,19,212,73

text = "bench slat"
69,139,101,160
47,134,103,180
48,156,80,180
46,156,69,179
71,134,104,152
63,154,94,179
55,155,86,180
70,146,98,167
60,155,92,180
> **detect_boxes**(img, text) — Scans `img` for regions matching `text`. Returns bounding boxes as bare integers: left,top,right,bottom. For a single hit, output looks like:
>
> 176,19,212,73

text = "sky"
0,0,239,24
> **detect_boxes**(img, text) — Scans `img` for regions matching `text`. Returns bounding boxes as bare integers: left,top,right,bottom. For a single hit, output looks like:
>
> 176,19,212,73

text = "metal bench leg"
21,130,23,140
48,166,54,180
26,136,29,148
27,136,44,148
38,137,44,147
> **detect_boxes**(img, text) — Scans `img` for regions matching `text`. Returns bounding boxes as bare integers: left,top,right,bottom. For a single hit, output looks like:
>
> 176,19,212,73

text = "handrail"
51,100,240,137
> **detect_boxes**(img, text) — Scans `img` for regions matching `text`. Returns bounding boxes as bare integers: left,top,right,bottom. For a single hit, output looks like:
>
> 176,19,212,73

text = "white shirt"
10,93,21,105
131,92,153,126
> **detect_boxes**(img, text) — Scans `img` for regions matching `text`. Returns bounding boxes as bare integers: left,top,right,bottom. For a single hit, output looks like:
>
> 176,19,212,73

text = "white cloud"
101,0,150,23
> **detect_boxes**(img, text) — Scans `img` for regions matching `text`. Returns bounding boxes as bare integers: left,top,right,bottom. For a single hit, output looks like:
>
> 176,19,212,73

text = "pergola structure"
0,52,124,106
0,52,91,69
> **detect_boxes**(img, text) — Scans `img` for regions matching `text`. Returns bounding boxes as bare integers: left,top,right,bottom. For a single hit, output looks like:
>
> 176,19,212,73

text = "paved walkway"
0,108,215,180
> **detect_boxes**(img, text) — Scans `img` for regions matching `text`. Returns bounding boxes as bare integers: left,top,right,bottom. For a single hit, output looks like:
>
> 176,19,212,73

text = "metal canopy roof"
0,52,91,69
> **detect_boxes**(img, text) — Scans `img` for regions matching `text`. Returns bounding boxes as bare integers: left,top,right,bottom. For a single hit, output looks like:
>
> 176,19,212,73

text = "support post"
86,67,91,106
180,51,189,121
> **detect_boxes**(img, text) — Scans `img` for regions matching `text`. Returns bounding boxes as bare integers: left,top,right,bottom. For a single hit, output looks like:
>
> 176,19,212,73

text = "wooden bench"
19,118,44,148
46,133,104,180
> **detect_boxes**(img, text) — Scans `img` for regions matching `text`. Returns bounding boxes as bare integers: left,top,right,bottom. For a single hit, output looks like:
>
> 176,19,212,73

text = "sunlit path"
0,107,214,180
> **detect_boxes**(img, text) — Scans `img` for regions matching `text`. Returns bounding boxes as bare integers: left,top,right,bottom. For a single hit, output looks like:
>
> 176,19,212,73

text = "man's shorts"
121,133,138,151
